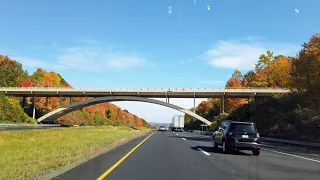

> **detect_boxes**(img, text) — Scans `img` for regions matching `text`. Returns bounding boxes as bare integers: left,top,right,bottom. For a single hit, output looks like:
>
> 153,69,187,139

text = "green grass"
0,126,148,180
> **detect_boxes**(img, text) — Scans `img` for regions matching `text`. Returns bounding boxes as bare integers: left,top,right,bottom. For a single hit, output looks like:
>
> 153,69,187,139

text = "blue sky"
1,0,319,123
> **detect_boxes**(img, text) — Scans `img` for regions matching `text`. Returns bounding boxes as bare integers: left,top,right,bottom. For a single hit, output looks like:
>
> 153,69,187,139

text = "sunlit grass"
0,126,148,180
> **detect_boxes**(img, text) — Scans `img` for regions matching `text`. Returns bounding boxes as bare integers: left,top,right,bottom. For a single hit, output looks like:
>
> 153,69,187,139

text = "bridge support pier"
69,97,72,104
32,96,36,119
59,96,62,107
220,95,225,113
22,97,26,108
46,97,49,108
193,92,196,113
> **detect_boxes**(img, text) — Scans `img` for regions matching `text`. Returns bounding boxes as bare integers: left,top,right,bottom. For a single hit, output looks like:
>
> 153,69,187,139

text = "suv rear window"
230,123,257,133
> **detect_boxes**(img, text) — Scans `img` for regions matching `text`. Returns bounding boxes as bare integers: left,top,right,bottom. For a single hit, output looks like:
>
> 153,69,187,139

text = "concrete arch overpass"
1,87,292,122
37,96,212,125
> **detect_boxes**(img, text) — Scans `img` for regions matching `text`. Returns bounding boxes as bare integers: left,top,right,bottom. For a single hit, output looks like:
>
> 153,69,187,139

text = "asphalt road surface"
54,131,320,180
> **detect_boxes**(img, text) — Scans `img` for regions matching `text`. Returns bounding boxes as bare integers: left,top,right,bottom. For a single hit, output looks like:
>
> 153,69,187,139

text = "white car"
159,126,166,131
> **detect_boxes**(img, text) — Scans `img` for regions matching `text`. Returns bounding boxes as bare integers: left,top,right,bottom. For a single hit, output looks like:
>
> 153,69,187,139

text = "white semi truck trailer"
171,115,184,132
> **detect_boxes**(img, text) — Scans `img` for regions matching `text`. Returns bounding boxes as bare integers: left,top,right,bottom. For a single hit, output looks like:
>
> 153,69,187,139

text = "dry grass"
0,126,145,180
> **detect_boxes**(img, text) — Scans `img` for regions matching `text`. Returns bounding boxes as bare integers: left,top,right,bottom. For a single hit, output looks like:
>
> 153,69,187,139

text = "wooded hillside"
0,55,150,127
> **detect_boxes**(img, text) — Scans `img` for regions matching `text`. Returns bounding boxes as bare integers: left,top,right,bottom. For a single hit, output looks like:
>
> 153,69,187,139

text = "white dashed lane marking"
197,148,210,156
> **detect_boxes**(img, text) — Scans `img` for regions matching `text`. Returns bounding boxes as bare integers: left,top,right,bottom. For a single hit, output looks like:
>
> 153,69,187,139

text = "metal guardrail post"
0,124,61,128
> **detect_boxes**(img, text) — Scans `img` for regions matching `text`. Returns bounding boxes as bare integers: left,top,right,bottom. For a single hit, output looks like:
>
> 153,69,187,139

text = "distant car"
79,123,86,126
159,126,166,131
212,120,261,155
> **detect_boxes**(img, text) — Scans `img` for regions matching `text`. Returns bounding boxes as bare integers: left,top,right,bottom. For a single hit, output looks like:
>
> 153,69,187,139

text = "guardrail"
188,130,320,148
261,137,320,148
0,124,61,128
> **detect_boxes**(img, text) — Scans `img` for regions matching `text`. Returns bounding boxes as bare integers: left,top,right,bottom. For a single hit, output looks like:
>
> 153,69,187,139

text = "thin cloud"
105,56,144,69
200,80,226,84
13,57,65,72
57,46,150,71
178,58,198,65
204,38,300,70
10,42,153,72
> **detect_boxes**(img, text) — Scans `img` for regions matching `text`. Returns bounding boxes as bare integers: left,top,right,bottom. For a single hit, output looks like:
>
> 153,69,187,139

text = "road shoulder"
37,130,153,180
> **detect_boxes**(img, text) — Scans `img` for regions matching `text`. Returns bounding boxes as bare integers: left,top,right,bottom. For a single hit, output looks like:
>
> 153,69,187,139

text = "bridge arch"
37,96,212,125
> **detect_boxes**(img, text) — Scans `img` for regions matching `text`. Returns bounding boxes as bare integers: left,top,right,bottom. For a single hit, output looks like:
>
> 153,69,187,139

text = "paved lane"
106,131,233,180
177,132,320,180
54,131,320,180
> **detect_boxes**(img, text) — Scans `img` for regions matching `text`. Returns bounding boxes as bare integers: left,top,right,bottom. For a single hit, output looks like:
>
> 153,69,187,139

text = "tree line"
185,34,320,142
0,55,150,127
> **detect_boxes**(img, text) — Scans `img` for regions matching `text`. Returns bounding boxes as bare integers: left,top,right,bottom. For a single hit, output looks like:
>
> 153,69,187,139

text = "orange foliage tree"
225,70,248,112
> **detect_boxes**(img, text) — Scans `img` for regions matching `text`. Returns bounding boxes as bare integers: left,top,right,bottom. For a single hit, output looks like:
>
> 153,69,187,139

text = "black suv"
212,120,261,155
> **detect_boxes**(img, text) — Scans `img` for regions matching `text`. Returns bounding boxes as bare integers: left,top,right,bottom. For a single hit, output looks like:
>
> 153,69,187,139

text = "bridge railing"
0,87,292,92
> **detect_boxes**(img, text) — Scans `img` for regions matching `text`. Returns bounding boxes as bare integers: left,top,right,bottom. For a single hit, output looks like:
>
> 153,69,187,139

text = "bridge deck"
0,87,291,98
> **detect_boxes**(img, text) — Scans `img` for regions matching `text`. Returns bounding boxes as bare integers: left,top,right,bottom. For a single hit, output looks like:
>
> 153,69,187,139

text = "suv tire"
222,141,230,153
212,138,218,149
252,149,260,156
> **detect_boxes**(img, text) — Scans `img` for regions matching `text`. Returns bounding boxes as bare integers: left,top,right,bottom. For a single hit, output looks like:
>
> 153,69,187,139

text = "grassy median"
0,126,148,180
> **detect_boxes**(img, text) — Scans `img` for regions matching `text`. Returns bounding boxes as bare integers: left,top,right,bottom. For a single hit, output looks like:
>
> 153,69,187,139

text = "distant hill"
148,122,171,127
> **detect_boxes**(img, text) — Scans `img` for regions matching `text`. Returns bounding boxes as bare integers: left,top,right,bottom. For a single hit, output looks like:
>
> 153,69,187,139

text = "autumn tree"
0,92,35,123
255,50,275,87
243,71,265,87
30,68,45,86
0,55,28,87
270,56,291,88
226,69,243,88
196,101,214,120
225,70,247,112
291,34,320,98
106,106,114,119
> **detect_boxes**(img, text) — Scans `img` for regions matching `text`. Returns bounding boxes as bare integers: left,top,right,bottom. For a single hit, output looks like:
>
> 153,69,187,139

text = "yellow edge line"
96,131,156,180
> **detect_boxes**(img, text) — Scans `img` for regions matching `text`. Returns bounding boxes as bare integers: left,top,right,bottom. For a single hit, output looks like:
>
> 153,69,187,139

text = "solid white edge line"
197,148,210,156
262,148,320,163
182,138,186,140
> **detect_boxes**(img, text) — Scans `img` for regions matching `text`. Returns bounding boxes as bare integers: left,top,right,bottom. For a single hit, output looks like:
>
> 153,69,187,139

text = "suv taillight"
256,133,260,138
227,131,233,136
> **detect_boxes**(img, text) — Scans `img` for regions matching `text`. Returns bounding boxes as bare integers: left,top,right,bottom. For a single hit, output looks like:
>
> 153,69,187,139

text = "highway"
53,131,320,180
